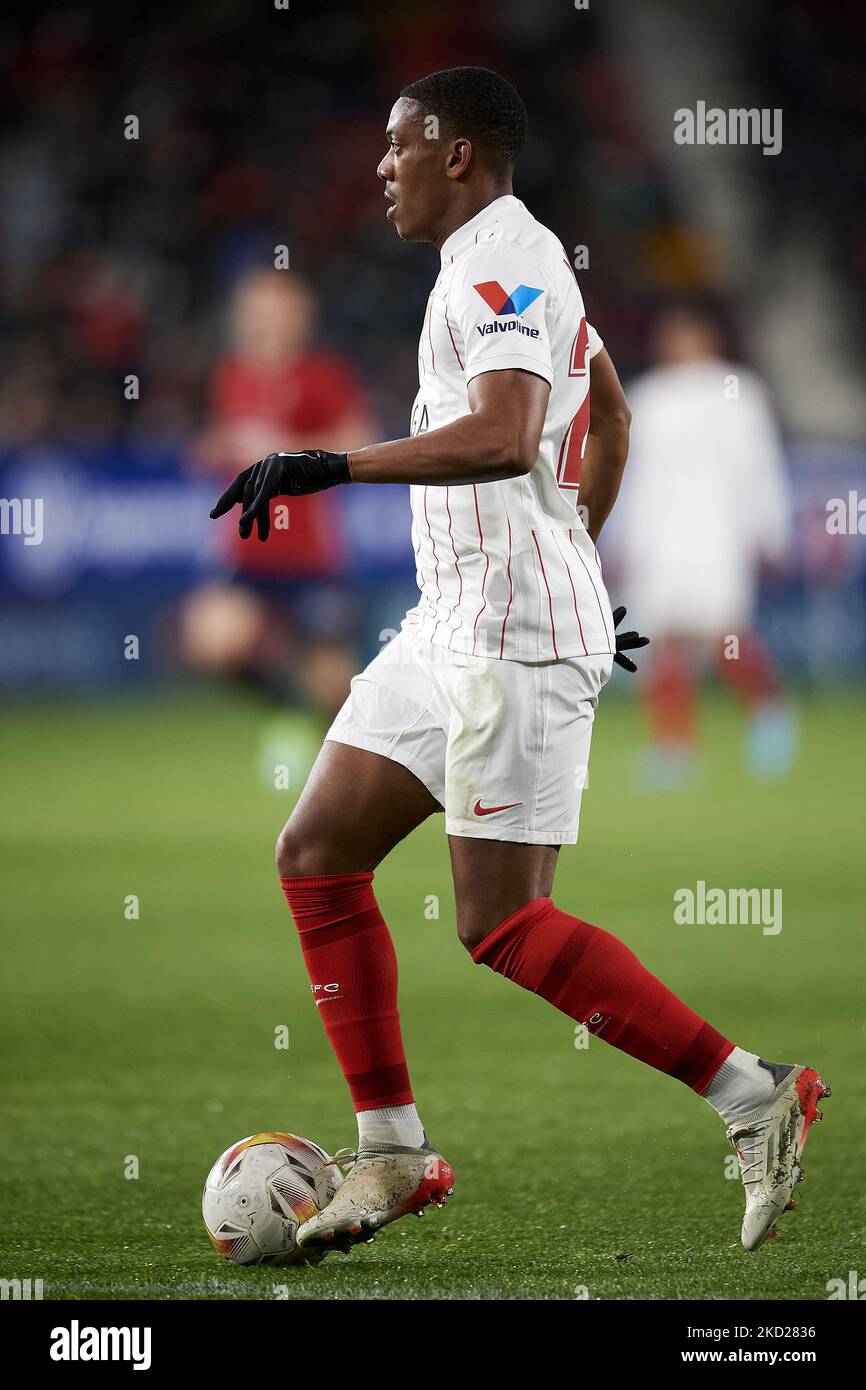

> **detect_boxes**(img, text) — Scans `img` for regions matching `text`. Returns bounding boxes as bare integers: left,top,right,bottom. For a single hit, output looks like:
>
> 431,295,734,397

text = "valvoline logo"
473,280,544,315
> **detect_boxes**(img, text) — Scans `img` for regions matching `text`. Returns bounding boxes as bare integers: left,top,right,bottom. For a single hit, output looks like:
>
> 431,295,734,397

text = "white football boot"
296,1139,455,1254
727,1064,830,1250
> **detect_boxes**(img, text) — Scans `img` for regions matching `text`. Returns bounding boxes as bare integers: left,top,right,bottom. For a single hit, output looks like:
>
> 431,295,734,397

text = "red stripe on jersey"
410,512,423,582
471,485,490,655
499,507,514,659
444,487,464,650
555,414,576,488
552,530,588,656
444,302,464,370
531,529,560,659
569,528,614,649
424,486,442,636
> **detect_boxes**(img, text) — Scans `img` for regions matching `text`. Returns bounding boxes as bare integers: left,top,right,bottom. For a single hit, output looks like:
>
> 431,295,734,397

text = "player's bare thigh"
276,740,441,877
449,836,559,952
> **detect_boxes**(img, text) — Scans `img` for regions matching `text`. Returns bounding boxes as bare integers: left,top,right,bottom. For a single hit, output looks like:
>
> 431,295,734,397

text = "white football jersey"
402,194,615,662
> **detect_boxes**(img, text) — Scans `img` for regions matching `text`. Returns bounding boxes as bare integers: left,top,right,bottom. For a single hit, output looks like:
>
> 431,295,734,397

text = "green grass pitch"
1,687,862,1300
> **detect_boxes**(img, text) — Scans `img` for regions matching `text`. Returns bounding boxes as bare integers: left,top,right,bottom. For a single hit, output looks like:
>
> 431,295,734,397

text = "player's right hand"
209,449,351,541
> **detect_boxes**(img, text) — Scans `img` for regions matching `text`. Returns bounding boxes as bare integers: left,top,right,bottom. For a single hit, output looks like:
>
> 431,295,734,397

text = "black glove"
612,605,650,673
209,449,351,541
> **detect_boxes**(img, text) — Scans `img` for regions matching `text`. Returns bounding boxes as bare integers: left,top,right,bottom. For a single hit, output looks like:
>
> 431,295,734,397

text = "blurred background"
1,0,864,724
1,0,864,1300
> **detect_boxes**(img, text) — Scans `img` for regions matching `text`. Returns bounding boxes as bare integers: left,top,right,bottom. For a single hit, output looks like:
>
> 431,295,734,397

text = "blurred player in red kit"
182,268,374,717
211,69,828,1255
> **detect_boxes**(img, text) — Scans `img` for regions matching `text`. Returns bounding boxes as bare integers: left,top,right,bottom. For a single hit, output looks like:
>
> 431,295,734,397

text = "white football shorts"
325,626,612,844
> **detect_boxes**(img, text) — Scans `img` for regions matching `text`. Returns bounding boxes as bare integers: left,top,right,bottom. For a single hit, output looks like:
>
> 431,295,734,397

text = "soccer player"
211,67,828,1255
182,269,373,720
617,305,797,786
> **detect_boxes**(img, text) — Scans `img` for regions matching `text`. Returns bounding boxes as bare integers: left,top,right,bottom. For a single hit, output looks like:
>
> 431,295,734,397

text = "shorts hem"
325,731,445,808
444,820,578,845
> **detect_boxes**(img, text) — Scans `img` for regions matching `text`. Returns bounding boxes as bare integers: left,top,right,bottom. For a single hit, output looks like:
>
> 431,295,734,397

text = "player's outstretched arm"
347,368,550,486
209,369,550,539
578,347,631,544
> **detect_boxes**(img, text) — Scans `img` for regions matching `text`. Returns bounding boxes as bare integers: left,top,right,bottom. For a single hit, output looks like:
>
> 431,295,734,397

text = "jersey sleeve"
453,242,555,388
587,321,604,358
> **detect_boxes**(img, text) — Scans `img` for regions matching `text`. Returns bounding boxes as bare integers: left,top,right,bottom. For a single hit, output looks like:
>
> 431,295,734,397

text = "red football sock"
280,871,413,1113
472,898,733,1092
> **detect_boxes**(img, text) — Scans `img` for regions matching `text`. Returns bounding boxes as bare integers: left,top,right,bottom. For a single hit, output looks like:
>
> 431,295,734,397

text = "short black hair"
400,66,527,179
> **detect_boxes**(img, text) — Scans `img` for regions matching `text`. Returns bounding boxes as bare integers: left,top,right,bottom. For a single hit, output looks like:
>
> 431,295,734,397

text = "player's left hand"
209,449,351,541
612,605,649,673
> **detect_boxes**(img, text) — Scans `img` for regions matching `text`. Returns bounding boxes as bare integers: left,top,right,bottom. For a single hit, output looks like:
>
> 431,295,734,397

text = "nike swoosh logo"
473,799,523,817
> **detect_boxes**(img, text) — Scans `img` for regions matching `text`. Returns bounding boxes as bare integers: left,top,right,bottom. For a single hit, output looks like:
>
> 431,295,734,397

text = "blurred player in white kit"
617,305,797,784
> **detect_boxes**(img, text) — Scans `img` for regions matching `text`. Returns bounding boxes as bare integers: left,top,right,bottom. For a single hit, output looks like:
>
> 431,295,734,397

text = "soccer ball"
202,1131,342,1265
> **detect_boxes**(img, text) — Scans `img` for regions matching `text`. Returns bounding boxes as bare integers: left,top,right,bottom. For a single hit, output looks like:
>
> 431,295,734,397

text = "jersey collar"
439,194,524,266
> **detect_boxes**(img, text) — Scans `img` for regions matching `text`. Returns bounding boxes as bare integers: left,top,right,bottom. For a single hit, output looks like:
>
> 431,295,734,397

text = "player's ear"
445,137,472,180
